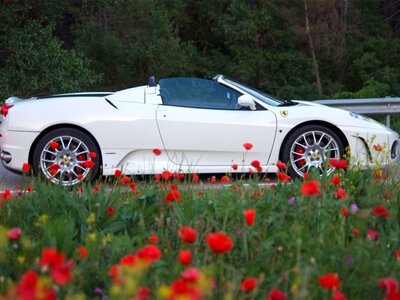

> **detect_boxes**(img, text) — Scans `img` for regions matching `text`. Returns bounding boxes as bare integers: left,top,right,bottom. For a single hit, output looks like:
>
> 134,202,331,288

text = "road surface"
0,163,29,190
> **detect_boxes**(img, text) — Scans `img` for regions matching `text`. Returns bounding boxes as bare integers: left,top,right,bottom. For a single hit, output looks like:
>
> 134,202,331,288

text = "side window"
159,78,246,110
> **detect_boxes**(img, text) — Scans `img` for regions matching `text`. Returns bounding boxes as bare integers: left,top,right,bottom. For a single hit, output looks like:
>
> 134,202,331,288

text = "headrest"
148,76,156,87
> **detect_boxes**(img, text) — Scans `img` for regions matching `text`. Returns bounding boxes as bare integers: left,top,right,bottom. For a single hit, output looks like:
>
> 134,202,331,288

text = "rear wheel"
33,128,100,186
282,125,344,178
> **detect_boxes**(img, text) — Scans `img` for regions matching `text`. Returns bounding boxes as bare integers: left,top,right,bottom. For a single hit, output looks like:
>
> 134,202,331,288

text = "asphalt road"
0,163,29,190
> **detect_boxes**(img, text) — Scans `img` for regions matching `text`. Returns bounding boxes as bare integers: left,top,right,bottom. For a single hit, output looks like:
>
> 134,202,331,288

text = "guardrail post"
386,115,391,128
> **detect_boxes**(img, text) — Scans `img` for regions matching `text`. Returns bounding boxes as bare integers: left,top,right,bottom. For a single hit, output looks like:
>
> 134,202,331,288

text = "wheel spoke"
316,133,325,145
66,137,73,150
42,158,56,163
44,149,56,155
72,142,82,152
293,157,305,163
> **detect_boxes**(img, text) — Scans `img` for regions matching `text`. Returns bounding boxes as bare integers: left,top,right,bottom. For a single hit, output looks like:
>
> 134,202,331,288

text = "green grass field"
0,161,400,300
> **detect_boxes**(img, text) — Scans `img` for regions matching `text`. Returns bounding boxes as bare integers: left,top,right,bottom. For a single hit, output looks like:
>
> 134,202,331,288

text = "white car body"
0,75,399,185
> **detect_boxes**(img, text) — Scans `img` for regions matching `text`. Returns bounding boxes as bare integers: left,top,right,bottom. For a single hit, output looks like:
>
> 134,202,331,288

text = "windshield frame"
220,76,283,106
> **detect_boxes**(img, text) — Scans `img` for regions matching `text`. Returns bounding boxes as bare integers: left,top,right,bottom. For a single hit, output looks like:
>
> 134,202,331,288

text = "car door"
156,78,277,168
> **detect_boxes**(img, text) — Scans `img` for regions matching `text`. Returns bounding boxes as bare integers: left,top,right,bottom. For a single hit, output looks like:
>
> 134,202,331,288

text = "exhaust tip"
0,151,12,164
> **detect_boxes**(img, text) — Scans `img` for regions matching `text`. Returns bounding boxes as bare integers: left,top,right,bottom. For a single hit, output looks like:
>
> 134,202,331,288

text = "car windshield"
223,77,283,106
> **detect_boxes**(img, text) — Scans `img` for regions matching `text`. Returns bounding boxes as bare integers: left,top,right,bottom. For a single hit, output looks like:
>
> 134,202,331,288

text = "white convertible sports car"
0,75,399,185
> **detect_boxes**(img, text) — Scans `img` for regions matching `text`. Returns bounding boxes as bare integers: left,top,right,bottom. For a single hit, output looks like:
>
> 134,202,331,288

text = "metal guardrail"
314,97,400,128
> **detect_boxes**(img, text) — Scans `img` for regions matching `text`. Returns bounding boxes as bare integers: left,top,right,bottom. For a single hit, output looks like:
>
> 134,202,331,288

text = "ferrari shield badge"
280,110,288,118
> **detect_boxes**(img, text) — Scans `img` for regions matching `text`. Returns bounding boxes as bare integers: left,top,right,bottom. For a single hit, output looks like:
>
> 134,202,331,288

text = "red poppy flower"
232,164,238,170
137,244,162,264
267,288,287,300
206,232,234,254
49,164,61,175
276,161,286,170
330,176,340,186
153,148,162,156
341,207,349,218
379,277,399,295
394,250,400,261
251,160,261,169
50,141,59,150
165,189,181,202
77,174,84,180
301,181,321,196
243,209,256,226
277,172,289,182
372,205,390,218
332,291,347,300
162,170,173,181
232,185,238,192
182,267,201,282
243,143,253,150
137,287,151,300
221,176,231,183
16,270,39,300
192,173,199,183
329,159,347,169
83,160,95,168
334,188,347,199
353,228,359,236
76,246,87,259
373,144,383,152
40,248,65,268
178,226,197,243
210,177,217,184
145,236,158,244
106,206,115,215
177,250,192,265
7,227,22,241
318,273,340,290
0,189,13,200
197,190,202,196
16,270,56,300
128,182,136,191
50,260,74,285
240,278,257,291
120,254,139,267
22,163,30,172
120,176,131,185
114,169,122,177
303,172,310,179
367,230,379,241
88,152,97,158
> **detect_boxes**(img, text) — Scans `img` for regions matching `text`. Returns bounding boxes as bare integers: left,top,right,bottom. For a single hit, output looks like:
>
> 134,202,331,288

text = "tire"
33,128,100,186
282,125,344,178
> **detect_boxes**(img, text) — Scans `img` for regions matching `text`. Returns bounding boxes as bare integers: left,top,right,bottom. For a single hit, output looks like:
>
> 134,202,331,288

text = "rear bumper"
0,130,39,172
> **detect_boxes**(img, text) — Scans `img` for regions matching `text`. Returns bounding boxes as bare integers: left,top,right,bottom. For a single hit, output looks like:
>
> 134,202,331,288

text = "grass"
0,164,400,299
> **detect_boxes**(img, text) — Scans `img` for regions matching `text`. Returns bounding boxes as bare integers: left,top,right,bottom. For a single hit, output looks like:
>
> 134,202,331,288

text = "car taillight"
1,103,14,117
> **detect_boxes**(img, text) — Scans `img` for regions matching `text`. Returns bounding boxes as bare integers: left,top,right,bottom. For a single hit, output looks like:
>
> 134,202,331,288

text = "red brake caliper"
295,146,306,167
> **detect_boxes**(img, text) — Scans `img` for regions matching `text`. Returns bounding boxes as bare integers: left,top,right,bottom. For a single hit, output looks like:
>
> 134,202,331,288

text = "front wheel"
282,125,344,178
33,128,100,186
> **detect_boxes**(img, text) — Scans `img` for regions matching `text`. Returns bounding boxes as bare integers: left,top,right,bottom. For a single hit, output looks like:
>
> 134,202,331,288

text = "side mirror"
238,94,256,111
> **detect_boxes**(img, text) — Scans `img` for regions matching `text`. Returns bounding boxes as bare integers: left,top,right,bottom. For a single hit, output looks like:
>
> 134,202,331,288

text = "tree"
0,21,101,99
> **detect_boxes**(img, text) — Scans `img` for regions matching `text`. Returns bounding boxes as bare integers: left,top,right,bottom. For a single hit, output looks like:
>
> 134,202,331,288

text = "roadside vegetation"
1,145,400,299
